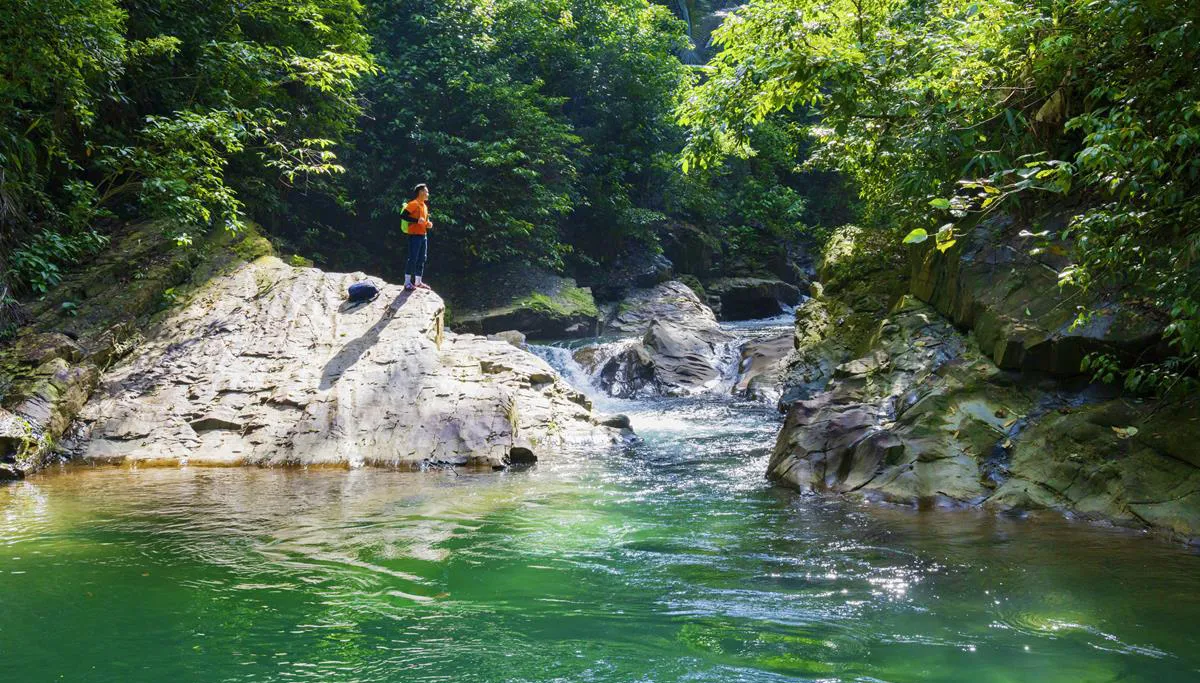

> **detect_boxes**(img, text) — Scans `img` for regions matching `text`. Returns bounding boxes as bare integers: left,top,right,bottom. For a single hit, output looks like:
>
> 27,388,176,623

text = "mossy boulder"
909,212,1166,374
451,266,600,340
990,400,1200,542
819,224,906,297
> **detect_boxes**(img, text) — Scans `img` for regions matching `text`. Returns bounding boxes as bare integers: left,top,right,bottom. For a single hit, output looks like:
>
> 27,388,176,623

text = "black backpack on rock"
347,282,379,303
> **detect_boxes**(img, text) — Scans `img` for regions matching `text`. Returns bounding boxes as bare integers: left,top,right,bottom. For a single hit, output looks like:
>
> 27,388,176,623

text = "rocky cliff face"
771,222,1200,543
910,213,1165,374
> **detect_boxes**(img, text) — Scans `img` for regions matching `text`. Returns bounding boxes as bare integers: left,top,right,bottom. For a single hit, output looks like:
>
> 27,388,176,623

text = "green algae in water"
2,396,1200,683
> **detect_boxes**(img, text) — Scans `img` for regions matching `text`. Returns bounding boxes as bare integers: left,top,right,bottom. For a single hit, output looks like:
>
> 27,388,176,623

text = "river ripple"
2,336,1199,682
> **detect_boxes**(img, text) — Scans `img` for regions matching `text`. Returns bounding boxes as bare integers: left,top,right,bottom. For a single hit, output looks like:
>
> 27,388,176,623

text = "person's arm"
401,206,430,229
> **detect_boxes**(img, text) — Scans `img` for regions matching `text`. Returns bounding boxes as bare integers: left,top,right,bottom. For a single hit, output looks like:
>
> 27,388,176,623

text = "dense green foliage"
278,0,840,277
680,0,1200,394
2,0,838,305
1,0,374,295
339,0,690,272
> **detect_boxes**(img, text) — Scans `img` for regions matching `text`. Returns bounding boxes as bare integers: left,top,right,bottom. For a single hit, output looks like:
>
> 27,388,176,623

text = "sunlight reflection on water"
2,316,1200,682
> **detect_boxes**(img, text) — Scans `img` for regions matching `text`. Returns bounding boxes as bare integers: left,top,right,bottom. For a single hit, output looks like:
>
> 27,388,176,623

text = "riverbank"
768,220,1200,545
0,223,628,479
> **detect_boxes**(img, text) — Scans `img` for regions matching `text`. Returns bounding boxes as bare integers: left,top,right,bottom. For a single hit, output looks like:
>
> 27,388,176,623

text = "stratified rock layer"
910,214,1165,373
771,222,1200,543
577,281,736,397
76,257,621,469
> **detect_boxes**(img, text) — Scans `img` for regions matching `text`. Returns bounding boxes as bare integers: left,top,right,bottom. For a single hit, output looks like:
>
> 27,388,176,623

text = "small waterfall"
529,344,596,395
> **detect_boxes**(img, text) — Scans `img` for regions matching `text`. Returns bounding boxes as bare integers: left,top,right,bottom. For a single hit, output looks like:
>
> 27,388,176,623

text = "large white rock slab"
76,257,620,469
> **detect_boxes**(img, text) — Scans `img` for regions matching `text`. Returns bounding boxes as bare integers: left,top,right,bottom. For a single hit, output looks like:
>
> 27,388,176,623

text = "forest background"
1,0,1196,393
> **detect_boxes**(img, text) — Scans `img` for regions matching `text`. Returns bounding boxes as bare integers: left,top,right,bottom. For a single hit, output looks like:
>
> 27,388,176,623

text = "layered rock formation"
732,332,793,403
770,222,1200,543
1,223,626,478
74,257,624,469
575,281,737,397
0,223,254,477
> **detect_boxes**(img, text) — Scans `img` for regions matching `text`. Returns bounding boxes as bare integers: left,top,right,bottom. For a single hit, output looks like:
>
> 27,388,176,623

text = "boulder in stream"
576,281,737,397
733,332,793,404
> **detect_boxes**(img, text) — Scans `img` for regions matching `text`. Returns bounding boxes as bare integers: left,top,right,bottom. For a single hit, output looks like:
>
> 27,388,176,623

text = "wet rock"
504,445,537,466
579,282,737,398
989,400,1200,541
733,332,793,403
769,220,1199,539
770,296,1034,506
75,258,623,470
777,298,852,409
598,414,632,430
705,277,801,320
0,356,100,471
0,464,23,481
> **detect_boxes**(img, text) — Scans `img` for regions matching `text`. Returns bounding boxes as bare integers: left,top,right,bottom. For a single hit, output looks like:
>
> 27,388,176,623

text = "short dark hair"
412,183,428,198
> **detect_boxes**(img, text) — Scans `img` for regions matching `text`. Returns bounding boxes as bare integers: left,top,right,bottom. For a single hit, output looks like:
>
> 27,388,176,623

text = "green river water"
2,328,1200,682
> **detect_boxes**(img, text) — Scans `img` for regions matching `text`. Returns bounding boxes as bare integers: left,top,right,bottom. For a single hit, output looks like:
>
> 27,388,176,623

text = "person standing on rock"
402,183,433,292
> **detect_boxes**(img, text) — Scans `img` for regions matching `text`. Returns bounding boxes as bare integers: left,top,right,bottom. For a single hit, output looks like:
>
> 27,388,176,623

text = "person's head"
413,183,429,201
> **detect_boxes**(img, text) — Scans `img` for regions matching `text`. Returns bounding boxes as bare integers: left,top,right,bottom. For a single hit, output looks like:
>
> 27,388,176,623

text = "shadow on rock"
319,291,412,390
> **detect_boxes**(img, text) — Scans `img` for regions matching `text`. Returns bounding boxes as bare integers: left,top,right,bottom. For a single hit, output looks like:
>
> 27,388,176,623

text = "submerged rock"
73,257,624,470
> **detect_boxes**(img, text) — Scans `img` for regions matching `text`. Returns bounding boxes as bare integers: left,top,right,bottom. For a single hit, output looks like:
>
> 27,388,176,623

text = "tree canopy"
680,0,1200,394
1,0,374,297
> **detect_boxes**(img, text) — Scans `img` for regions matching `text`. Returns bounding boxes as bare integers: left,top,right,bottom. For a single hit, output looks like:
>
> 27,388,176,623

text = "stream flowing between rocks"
2,316,1199,682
